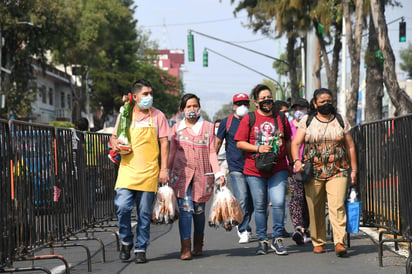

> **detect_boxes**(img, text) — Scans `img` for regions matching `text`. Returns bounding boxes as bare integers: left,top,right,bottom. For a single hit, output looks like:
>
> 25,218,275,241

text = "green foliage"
0,0,73,119
399,42,412,78
49,0,179,127
213,102,233,121
49,120,75,128
272,52,289,75
0,85,36,119
201,110,211,122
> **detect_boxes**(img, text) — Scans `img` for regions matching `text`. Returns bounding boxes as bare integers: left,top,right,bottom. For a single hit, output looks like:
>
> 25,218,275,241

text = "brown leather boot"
192,234,204,256
180,239,192,260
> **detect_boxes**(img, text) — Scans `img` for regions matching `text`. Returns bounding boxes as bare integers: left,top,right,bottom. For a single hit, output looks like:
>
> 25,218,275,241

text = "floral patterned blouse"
298,114,352,180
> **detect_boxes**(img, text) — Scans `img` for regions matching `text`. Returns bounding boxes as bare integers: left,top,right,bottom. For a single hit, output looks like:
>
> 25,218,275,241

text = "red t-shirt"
234,110,292,177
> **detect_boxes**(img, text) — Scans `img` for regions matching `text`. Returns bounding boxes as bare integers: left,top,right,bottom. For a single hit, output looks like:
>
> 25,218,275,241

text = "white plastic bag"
151,184,179,224
208,186,244,231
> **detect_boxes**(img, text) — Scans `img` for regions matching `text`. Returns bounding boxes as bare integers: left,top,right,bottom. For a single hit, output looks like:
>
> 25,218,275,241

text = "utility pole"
0,25,2,106
0,26,11,109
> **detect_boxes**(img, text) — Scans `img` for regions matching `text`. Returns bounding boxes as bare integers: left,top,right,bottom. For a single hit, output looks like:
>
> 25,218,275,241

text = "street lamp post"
0,25,3,109
0,25,11,109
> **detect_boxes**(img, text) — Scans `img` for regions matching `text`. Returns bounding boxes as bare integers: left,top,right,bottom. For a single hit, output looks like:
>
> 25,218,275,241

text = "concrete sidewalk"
10,217,408,274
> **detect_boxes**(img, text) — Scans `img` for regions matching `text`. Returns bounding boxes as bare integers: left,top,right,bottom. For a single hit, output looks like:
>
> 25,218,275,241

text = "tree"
370,0,412,115
232,0,312,102
201,110,211,122
232,0,344,104
52,0,144,125
365,11,384,121
311,1,343,105
52,0,180,129
343,0,366,124
399,42,412,78
213,102,233,121
0,0,74,119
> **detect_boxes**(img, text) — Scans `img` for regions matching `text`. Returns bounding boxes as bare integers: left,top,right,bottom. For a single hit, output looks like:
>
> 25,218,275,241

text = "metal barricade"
9,120,57,256
0,119,14,269
352,114,412,269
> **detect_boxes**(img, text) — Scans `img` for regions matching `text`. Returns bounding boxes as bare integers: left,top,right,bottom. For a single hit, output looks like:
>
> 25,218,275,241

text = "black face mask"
258,99,274,113
317,103,335,115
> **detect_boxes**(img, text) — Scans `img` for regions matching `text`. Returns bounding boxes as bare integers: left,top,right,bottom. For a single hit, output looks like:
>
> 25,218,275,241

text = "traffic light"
187,33,195,62
399,21,406,42
203,49,208,67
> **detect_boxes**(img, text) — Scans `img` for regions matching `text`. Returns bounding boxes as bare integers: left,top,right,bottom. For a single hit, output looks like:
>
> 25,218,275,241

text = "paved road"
11,205,407,274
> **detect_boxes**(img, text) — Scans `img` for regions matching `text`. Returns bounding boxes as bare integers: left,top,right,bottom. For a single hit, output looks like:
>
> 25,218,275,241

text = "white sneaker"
248,231,253,239
238,230,250,244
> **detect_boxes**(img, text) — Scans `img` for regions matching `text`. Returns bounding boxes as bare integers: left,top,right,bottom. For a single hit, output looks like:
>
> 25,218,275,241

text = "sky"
134,0,411,119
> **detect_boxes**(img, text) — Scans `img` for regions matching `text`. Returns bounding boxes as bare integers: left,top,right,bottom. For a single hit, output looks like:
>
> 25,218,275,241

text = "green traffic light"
187,33,195,62
203,49,208,67
399,22,406,42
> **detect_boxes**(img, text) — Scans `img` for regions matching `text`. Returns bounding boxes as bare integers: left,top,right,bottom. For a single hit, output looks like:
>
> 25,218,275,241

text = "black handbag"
254,152,278,174
294,161,313,182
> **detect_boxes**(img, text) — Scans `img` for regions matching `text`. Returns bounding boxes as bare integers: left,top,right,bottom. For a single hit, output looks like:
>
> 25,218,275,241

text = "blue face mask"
138,96,153,109
285,112,293,121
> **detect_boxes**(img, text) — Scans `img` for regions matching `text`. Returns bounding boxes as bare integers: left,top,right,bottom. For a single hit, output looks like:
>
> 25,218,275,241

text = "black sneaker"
119,244,133,261
135,252,147,263
256,240,269,255
271,237,288,255
292,230,304,245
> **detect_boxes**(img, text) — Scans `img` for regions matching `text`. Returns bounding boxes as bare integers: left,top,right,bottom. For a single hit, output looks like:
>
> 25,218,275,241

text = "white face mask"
235,105,249,117
293,110,307,121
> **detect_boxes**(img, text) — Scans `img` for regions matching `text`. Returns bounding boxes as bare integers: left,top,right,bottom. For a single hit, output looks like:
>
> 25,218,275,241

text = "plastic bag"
208,186,244,231
116,93,134,154
151,184,179,224
107,141,121,165
346,185,362,233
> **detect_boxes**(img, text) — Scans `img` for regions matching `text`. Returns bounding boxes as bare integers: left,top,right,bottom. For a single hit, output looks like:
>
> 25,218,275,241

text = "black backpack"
248,110,286,134
305,113,344,129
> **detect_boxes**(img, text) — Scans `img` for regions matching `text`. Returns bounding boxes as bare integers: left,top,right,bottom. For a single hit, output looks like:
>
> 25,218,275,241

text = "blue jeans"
246,170,288,241
229,171,254,233
177,184,206,240
114,188,155,253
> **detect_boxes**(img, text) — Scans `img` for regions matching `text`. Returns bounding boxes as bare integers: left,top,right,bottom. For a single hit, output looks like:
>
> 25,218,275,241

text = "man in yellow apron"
110,79,170,264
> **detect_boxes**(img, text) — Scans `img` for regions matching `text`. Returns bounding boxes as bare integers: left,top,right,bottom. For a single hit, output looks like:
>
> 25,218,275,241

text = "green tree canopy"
399,42,412,79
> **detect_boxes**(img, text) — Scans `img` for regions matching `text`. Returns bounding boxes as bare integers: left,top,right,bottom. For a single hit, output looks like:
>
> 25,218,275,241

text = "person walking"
214,119,228,176
215,93,254,244
110,79,171,264
291,88,358,257
288,98,311,245
234,84,292,256
168,93,225,260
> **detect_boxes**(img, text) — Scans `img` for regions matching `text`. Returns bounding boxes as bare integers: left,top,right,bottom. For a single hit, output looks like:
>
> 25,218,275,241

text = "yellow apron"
115,110,159,192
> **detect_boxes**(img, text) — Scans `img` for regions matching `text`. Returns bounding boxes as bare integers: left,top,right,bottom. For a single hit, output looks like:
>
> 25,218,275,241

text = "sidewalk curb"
360,227,409,258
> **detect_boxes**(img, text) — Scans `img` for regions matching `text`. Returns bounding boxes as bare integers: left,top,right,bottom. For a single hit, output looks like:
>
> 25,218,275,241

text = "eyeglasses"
234,101,249,106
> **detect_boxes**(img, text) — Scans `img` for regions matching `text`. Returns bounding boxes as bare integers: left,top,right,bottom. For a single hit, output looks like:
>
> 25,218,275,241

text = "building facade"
29,62,73,124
